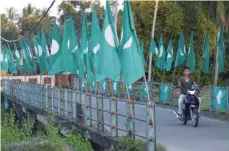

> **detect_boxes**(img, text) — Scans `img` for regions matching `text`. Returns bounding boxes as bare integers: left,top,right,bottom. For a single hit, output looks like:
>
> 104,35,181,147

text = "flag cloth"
0,48,6,72
80,10,94,83
96,1,120,82
20,40,30,72
149,39,158,55
175,30,186,67
89,6,105,82
69,15,84,78
201,33,210,73
119,1,144,85
187,31,195,73
24,40,37,73
48,20,62,75
61,17,78,74
40,26,50,72
217,27,225,73
13,43,21,71
165,40,174,71
212,87,228,111
159,83,172,103
155,35,166,70
6,44,17,74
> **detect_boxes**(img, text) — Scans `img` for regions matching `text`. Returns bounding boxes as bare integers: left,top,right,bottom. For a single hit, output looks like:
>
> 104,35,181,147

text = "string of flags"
0,0,225,86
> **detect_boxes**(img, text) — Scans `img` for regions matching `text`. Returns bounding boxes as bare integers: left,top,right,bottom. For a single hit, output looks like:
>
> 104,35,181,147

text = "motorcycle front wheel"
191,108,199,127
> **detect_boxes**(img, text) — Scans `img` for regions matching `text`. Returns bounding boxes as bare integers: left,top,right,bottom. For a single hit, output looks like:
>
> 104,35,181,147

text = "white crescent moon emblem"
158,45,164,57
83,47,88,54
164,86,168,92
123,36,132,49
38,45,42,57
93,44,100,54
155,47,158,55
15,50,20,58
113,82,117,91
180,48,184,56
167,53,172,59
0,53,3,62
67,40,70,49
51,39,59,55
216,90,222,105
72,45,78,53
105,24,115,47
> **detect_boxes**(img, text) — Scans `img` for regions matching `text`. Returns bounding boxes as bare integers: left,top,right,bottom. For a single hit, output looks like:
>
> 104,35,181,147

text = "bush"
110,136,166,151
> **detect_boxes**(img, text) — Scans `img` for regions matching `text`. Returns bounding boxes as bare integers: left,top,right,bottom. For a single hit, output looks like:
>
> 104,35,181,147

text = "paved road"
88,96,229,151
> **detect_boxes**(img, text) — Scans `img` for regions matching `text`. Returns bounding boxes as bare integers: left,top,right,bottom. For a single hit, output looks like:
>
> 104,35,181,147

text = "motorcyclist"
177,67,201,115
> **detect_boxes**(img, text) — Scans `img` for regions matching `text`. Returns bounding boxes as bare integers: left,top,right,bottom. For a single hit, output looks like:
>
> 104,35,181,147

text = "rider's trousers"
178,94,201,114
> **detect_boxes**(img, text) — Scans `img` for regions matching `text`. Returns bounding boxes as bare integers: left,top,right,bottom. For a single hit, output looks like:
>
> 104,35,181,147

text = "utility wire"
0,0,56,43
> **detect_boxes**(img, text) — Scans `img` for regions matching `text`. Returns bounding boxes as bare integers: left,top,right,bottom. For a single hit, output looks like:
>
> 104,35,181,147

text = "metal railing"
1,79,156,151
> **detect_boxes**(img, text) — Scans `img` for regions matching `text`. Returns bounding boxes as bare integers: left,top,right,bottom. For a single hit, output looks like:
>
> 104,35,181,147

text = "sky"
0,0,124,17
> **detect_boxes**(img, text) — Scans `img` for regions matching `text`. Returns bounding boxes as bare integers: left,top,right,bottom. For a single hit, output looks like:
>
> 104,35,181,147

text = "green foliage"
1,110,93,151
109,137,166,151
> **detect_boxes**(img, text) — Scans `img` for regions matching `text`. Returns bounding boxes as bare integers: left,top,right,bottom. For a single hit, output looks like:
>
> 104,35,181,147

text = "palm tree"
5,7,19,24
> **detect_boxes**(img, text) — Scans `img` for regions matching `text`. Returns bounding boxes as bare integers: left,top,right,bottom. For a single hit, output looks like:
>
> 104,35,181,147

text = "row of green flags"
149,27,225,73
0,1,145,86
0,0,225,87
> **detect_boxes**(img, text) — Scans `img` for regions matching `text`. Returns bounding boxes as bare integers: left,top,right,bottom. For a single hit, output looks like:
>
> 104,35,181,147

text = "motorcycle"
173,89,200,127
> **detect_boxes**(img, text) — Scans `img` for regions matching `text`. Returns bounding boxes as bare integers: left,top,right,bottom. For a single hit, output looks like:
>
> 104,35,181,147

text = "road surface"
88,96,229,151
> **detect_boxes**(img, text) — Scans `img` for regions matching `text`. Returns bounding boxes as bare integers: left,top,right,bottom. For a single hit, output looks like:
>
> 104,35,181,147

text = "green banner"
112,81,118,95
140,82,151,98
159,83,172,103
212,87,228,111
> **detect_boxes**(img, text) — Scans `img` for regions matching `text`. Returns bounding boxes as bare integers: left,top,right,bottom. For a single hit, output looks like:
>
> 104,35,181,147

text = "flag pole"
148,0,159,82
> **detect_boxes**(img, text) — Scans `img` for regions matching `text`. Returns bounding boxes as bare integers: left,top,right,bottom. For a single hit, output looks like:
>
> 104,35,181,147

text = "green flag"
96,1,120,82
48,20,62,75
61,17,78,74
175,30,186,67
217,27,225,73
201,33,210,73
40,26,50,72
149,39,158,55
6,44,17,74
89,6,105,82
155,35,166,70
212,87,228,111
20,41,29,72
69,15,84,78
187,31,195,73
119,1,144,85
165,40,174,71
13,43,21,71
0,48,6,72
24,40,37,73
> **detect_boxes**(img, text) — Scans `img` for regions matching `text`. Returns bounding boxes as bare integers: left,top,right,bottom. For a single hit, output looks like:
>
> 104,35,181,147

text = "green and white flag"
40,26,50,72
13,43,21,71
159,83,172,103
20,40,29,72
201,33,210,73
89,6,105,82
217,27,225,73
187,31,195,73
61,17,78,74
149,39,158,55
0,48,6,72
6,44,17,74
69,15,84,78
25,40,37,73
155,35,165,70
96,1,120,82
80,10,94,83
165,40,174,71
175,30,186,67
48,20,62,75
212,87,228,111
120,1,144,85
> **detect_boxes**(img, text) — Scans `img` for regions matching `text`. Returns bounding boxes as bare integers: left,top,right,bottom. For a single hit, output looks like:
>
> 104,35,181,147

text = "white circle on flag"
0,53,3,62
67,40,70,49
15,50,20,58
158,45,163,57
105,24,115,47
93,44,100,54
123,36,132,49
38,45,43,56
51,39,59,55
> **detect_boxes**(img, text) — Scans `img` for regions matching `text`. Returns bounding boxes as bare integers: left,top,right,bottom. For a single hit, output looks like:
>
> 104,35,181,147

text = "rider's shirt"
178,77,195,94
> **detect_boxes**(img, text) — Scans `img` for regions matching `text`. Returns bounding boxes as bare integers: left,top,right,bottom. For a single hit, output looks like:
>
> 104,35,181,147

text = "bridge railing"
1,79,156,151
